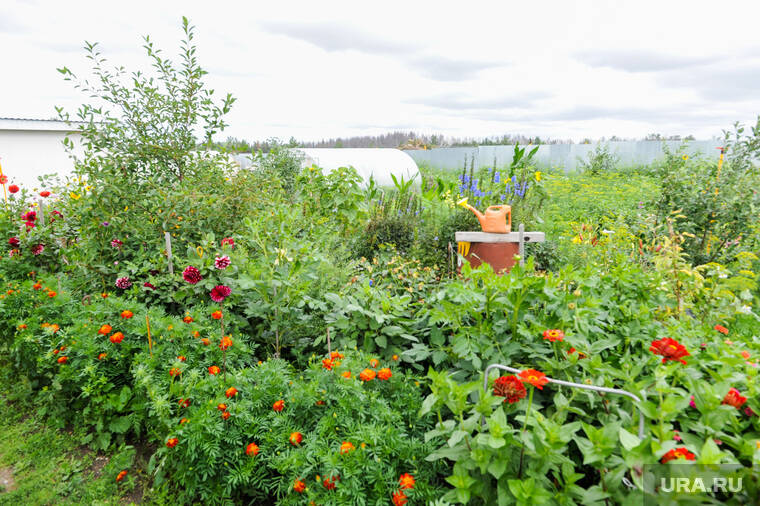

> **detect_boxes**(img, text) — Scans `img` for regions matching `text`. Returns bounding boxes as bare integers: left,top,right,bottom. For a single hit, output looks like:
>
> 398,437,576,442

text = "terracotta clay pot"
459,241,519,274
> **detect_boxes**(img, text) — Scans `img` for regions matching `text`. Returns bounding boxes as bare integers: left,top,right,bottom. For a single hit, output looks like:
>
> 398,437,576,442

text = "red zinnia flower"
722,388,747,409
110,238,123,249
542,329,565,342
211,310,223,320
110,332,124,344
392,491,408,506
219,336,233,350
377,368,392,380
273,399,285,412
714,324,729,335
182,265,202,284
0,175,6,184
166,438,178,449
116,470,127,482
39,190,51,197
210,285,231,303
221,237,235,248
98,324,112,335
493,375,527,403
225,387,238,398
661,447,695,463
8,237,19,247
289,432,303,446
21,211,36,222
359,369,376,382
399,473,415,489
246,442,259,456
8,184,19,193
208,365,220,375
178,398,190,408
120,310,133,319
340,441,355,454
293,480,306,493
650,338,690,365
518,369,549,390
57,356,68,364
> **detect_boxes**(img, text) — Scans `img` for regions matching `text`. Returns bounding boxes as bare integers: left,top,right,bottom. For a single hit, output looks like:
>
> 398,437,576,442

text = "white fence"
405,140,724,171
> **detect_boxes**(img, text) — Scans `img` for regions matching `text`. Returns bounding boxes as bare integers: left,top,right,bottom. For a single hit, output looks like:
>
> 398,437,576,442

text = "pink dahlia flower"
215,255,231,270
31,244,45,255
210,285,231,302
115,276,132,289
182,265,202,284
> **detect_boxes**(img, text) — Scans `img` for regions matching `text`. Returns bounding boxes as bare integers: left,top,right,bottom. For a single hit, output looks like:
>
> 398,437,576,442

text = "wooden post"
518,224,525,266
38,198,45,225
145,315,154,357
164,231,173,274
326,327,332,357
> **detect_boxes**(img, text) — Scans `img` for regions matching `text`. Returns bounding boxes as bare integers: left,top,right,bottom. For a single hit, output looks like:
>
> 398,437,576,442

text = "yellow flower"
682,155,689,161
70,192,81,200
534,171,542,182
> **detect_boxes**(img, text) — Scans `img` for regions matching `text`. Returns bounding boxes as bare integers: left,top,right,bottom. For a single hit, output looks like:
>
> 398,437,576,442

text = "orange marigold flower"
208,365,220,375
178,398,190,408
273,399,285,412
392,491,408,506
316,400,325,406
542,329,565,342
225,387,238,398
219,336,233,350
180,418,189,424
182,315,194,323
57,356,68,364
246,442,259,456
53,348,60,355
377,368,392,380
650,338,690,365
342,370,351,379
169,367,181,377
330,351,344,360
120,310,133,319
359,368,376,381
48,324,60,333
322,358,334,370
493,375,527,403
741,351,751,359
323,475,339,490
18,323,27,330
392,354,399,361
722,388,747,409
101,292,109,298
177,356,186,362
116,470,128,482
339,441,355,454
192,330,200,338
98,353,107,360
166,438,178,448
399,473,415,490
33,283,42,290
201,338,210,346
217,403,227,411
714,324,729,335
98,324,112,335
289,432,303,446
211,310,223,320
293,480,306,493
661,447,695,463
518,369,549,390
369,358,379,368
47,291,57,297
221,411,231,420
110,332,124,344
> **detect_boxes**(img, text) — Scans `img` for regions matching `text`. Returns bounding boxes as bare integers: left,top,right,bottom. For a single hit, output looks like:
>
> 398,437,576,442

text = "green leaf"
619,427,641,451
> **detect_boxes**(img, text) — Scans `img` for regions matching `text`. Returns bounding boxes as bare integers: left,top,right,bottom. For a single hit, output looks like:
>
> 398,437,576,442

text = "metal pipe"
483,364,645,439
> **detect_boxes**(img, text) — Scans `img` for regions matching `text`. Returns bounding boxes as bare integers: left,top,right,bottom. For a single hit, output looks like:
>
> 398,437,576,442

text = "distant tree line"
209,131,698,153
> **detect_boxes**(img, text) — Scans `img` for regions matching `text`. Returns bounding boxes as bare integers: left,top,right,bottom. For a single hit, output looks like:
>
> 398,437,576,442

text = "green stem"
518,386,535,479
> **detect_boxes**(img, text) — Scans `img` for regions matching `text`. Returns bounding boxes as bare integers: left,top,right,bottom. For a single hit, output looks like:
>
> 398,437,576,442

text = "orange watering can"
457,198,512,233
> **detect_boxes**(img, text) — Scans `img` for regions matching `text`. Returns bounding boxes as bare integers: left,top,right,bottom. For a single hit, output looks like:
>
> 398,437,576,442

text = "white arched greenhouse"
293,148,420,187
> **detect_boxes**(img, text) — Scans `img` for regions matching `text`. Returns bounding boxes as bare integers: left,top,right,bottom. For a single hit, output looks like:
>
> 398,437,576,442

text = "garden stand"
456,224,545,274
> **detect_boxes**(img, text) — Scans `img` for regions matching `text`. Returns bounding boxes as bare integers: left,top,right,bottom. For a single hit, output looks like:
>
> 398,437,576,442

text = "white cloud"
0,0,759,143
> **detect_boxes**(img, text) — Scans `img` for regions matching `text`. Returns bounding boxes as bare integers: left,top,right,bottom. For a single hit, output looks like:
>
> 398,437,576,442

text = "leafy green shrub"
577,143,620,175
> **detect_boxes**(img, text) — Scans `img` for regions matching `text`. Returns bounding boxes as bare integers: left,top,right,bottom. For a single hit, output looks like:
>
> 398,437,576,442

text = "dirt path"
0,466,15,493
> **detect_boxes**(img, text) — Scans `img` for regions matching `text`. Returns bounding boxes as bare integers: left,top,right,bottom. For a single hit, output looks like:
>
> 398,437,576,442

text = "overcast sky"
1,0,759,143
